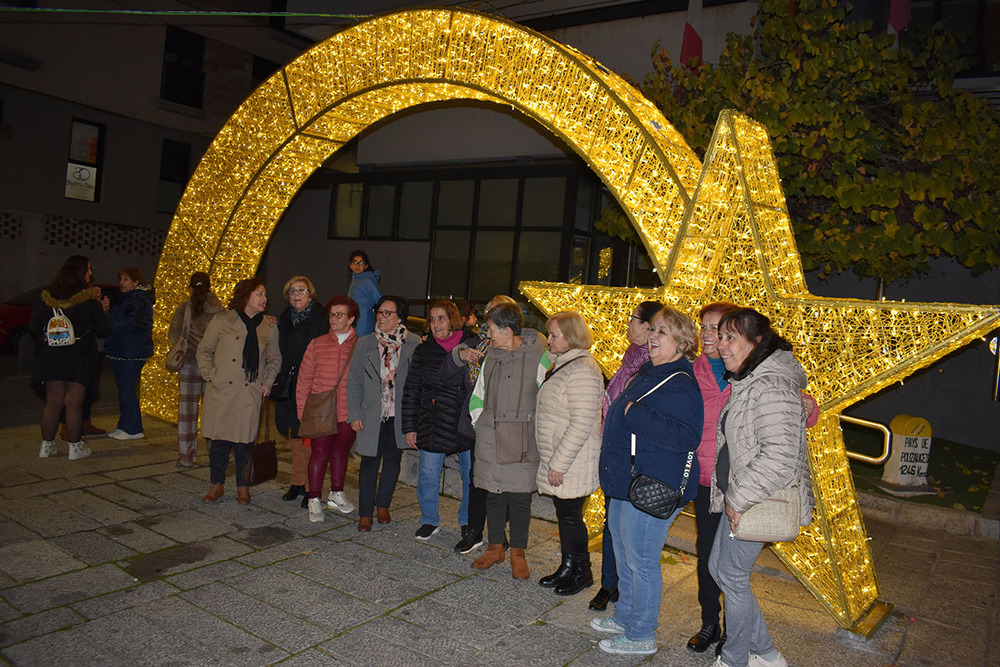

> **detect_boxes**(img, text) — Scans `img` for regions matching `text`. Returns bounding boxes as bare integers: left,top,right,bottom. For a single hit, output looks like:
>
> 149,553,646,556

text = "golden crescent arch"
140,7,917,633
144,7,704,422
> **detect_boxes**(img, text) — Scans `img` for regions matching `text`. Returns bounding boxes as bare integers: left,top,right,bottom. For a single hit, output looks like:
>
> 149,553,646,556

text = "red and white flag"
680,0,703,66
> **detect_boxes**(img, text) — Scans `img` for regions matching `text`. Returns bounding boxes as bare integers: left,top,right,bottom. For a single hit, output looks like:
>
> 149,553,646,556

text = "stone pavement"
0,368,998,666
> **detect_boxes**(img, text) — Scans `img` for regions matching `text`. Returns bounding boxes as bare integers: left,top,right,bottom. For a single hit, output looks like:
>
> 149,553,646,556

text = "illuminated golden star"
521,109,1000,629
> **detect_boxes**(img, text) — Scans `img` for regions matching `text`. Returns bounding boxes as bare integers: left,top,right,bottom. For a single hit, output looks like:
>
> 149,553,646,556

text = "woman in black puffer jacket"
273,276,329,505
401,299,478,542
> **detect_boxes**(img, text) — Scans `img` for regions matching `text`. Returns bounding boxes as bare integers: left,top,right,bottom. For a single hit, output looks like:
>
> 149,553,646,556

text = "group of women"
32,256,155,461
34,248,815,667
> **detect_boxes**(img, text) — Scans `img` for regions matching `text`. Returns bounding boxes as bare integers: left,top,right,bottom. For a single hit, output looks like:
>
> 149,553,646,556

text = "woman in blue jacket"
591,306,703,658
347,250,382,337
104,267,154,440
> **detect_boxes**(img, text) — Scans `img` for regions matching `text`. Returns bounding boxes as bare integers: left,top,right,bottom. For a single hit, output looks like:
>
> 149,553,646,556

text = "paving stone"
478,620,593,665
70,580,178,619
272,648,353,666
85,483,173,516
81,608,218,664
0,607,84,648
181,582,330,653
0,496,102,538
353,529,476,575
428,575,560,627
236,536,342,568
118,478,201,507
0,539,86,583
0,627,120,665
0,478,83,498
97,521,179,553
134,509,234,543
0,520,40,549
50,531,138,564
0,564,138,614
0,471,43,488
392,597,519,650
132,596,288,666
0,601,17,624
318,626,441,667
102,462,186,481
355,613,480,664
120,536,253,580
166,560,254,590
229,523,300,549
226,568,382,633
193,498,286,530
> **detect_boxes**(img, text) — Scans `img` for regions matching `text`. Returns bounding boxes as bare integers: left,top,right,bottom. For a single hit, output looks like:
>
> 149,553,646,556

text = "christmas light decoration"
144,7,999,632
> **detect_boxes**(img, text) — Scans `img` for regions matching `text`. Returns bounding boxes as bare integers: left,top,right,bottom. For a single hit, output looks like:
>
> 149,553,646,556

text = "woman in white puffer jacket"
534,311,604,597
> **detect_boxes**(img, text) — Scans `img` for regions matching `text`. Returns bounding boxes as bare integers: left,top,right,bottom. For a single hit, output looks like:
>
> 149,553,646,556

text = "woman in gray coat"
469,302,546,580
709,308,814,667
347,295,419,532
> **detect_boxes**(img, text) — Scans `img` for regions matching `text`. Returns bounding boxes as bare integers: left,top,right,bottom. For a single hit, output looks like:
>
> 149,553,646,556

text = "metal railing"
839,414,892,465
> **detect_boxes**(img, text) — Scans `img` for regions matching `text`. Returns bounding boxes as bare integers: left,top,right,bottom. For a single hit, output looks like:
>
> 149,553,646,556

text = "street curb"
857,489,1000,540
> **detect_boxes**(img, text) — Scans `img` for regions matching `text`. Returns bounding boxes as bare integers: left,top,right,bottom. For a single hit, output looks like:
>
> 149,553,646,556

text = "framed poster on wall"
65,119,104,202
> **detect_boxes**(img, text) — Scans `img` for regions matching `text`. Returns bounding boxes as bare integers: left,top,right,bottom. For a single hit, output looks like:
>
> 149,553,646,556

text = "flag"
889,0,911,33
680,0,703,66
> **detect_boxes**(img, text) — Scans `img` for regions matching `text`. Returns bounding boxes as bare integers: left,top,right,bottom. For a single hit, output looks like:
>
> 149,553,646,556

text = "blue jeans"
608,497,681,641
708,514,779,667
111,359,145,434
417,450,471,526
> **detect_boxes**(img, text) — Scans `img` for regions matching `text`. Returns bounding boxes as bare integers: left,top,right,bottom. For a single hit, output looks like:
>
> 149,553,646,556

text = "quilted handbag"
732,486,801,542
625,371,694,520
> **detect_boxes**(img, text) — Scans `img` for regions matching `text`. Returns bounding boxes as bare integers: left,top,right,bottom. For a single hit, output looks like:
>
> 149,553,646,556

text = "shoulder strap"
333,339,356,389
629,370,695,493
541,355,583,386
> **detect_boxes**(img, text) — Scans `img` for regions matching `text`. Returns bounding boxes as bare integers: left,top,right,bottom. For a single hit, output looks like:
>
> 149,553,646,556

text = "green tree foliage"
641,0,1000,282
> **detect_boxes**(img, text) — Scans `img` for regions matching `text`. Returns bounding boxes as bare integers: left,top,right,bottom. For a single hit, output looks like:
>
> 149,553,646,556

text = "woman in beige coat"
197,278,281,506
535,311,603,596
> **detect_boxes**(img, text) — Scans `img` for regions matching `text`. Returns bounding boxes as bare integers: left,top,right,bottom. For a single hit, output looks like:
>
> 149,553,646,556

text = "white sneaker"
713,658,735,667
749,653,788,667
109,430,144,440
327,490,355,514
308,497,324,523
68,441,91,461
38,440,57,458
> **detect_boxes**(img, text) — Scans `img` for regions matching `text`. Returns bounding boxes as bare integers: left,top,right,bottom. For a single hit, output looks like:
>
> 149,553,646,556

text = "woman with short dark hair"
297,295,359,522
30,255,110,461
168,272,222,467
197,278,281,505
105,267,154,440
402,299,478,541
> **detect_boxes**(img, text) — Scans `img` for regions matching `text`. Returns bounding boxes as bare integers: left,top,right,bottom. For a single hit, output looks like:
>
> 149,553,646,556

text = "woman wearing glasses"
296,296,359,522
347,250,382,337
273,276,329,506
348,296,419,531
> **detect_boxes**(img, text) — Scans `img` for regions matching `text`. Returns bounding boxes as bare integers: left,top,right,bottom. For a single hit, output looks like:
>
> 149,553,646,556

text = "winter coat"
401,332,478,454
167,294,222,365
296,329,357,424
599,358,703,502
535,348,604,499
348,270,382,337
472,328,547,494
29,287,110,398
273,302,329,438
693,354,731,487
104,286,154,360
346,329,419,456
709,349,816,526
196,310,281,443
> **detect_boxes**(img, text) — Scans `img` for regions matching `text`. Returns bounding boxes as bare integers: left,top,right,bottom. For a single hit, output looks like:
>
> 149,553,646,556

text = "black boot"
715,627,727,657
588,586,619,611
282,485,305,501
539,553,573,588
687,622,722,652
554,554,593,596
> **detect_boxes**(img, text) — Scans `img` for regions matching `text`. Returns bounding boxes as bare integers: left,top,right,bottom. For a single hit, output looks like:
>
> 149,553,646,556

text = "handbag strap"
182,302,192,339
628,371,695,493
332,339,355,390
541,355,582,386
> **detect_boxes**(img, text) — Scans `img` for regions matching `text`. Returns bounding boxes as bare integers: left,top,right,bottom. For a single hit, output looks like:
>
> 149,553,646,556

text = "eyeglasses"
629,315,642,322
288,288,309,295
376,309,397,318
351,259,367,266
329,312,350,319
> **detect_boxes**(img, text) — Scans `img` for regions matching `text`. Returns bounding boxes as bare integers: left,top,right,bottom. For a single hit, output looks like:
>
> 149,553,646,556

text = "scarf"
290,300,316,326
237,310,264,384
468,328,492,384
602,343,649,419
435,330,463,353
375,323,407,420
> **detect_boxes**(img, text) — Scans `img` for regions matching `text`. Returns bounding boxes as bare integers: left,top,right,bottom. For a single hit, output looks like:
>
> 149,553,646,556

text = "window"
157,139,191,212
161,26,205,108
251,56,280,89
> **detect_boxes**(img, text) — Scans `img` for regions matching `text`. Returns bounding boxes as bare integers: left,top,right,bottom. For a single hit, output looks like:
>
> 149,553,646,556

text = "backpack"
45,308,76,347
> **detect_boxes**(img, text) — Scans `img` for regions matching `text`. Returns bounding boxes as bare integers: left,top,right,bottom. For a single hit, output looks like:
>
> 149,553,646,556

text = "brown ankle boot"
472,543,505,570
509,547,530,580
203,484,224,503
376,507,391,524
358,517,373,532
237,486,251,505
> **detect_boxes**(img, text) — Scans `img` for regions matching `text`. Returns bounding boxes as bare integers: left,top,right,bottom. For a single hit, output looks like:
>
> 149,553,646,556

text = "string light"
142,8,1000,631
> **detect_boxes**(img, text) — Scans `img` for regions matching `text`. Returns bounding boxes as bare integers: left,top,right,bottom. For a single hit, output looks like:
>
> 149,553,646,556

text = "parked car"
0,287,42,351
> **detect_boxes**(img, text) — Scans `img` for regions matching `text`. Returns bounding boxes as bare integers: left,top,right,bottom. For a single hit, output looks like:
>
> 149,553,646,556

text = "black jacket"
401,331,478,454
104,286,154,359
273,301,329,438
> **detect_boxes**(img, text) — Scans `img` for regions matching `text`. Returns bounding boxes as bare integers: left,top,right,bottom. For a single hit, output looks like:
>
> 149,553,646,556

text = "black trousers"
208,439,249,485
695,483,724,625
553,495,589,556
357,418,403,517
600,495,619,588
466,446,487,532
486,491,531,548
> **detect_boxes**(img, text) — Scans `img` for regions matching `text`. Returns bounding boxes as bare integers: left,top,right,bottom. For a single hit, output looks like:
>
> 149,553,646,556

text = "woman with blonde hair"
535,311,603,596
273,275,328,505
